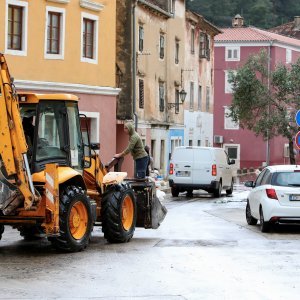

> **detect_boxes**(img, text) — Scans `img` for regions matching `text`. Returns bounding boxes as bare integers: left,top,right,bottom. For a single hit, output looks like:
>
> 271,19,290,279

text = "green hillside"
186,0,300,29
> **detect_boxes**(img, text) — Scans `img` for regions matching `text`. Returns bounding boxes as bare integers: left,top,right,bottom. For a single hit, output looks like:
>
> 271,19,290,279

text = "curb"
237,168,262,175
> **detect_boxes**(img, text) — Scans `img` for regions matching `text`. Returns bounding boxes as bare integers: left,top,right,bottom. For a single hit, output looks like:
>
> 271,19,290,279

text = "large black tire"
213,181,222,198
226,179,234,195
171,187,179,197
102,184,136,243
0,225,4,240
246,201,258,225
50,186,93,252
260,207,270,233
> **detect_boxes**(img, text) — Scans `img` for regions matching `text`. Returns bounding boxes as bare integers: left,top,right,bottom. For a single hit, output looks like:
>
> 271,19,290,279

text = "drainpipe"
132,0,138,130
266,41,273,166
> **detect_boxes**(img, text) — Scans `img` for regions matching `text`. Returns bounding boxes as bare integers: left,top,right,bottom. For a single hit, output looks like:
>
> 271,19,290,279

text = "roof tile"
269,22,300,40
215,26,300,47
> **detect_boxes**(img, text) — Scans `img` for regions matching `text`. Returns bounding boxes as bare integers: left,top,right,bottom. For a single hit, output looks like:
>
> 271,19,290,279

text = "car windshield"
272,171,300,187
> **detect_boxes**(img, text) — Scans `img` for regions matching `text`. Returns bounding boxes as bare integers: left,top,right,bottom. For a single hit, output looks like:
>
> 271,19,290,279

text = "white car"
245,165,300,232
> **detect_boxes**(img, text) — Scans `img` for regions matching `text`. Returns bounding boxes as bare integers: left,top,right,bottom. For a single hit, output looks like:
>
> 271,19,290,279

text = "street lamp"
167,68,192,110
179,88,187,102
167,88,187,110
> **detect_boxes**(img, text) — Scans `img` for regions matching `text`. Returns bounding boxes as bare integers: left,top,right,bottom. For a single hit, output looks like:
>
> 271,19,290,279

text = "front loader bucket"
127,180,167,229
150,192,167,229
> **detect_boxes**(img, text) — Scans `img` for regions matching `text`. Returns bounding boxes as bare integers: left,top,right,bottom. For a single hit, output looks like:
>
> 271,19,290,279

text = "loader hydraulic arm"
0,53,39,210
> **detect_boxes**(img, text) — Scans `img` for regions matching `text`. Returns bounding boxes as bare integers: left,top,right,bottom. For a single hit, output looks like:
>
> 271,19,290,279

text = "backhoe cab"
0,53,167,252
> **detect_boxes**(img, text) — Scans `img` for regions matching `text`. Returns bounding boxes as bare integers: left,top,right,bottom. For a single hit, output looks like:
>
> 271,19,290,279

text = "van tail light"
266,188,278,200
212,164,217,176
169,163,174,175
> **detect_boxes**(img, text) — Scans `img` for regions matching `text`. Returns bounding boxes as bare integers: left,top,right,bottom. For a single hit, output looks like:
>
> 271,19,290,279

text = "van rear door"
172,147,193,185
215,149,232,187
192,148,213,185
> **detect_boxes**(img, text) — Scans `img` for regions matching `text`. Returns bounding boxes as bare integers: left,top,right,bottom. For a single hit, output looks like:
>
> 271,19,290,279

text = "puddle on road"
155,239,237,248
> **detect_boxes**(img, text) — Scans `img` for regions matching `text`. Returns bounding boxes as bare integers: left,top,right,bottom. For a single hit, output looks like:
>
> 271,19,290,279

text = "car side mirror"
244,181,254,188
229,159,235,165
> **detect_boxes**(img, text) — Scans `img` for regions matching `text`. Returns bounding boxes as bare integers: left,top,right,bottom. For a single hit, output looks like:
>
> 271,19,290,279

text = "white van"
169,147,235,197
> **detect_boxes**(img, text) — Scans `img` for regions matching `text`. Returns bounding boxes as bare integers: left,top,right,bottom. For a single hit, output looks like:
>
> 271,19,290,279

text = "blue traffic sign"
296,131,300,149
296,110,300,126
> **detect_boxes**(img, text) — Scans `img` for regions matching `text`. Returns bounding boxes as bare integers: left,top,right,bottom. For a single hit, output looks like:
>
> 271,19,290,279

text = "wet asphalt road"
0,187,300,299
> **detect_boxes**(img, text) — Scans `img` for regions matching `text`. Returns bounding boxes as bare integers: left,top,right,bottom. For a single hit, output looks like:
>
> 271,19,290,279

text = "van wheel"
213,181,222,198
226,179,234,195
171,187,179,197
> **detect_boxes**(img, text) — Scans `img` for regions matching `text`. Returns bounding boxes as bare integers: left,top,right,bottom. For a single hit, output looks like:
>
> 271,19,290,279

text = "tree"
186,0,299,28
228,50,300,164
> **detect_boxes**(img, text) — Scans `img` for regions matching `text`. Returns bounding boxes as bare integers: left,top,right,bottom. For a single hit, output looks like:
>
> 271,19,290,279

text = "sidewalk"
236,170,259,184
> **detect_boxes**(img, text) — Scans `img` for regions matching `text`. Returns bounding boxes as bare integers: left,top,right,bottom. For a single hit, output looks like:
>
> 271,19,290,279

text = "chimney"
294,16,300,30
232,14,244,28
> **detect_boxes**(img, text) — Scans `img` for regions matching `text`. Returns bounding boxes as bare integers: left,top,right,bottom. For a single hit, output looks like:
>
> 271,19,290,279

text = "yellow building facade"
0,0,118,161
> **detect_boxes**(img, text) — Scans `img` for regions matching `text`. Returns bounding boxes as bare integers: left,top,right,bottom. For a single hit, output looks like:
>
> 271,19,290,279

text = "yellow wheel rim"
122,195,134,231
69,201,88,240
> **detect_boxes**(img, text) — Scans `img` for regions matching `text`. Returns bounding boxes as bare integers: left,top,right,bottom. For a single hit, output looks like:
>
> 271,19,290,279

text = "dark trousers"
135,156,149,179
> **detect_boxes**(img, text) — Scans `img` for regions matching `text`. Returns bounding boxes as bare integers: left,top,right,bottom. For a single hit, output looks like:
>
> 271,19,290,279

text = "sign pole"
295,110,300,149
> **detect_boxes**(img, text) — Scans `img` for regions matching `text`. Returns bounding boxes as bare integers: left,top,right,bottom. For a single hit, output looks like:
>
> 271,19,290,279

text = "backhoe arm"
0,53,38,210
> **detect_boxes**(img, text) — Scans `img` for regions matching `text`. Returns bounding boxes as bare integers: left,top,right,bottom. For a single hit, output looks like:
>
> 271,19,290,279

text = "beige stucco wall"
135,0,185,126
183,12,219,146
0,0,116,87
184,18,215,113
165,0,185,125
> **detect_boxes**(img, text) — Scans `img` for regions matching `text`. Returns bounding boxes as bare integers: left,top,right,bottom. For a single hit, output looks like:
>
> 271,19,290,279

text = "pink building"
214,15,300,171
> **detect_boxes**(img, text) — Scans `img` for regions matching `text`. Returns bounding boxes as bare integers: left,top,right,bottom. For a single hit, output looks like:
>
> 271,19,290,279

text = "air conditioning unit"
214,135,223,144
283,143,289,158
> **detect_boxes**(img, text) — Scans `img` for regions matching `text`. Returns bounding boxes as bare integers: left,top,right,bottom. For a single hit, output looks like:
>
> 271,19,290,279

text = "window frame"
286,48,292,64
139,79,144,109
175,39,179,64
191,28,195,54
5,0,28,56
261,169,272,185
198,85,202,111
225,46,240,61
159,81,165,112
199,33,210,60
254,168,267,187
169,0,176,15
205,86,210,112
45,6,66,60
189,82,194,111
224,106,239,130
225,70,236,94
175,88,179,114
81,12,99,64
159,33,165,59
139,25,144,52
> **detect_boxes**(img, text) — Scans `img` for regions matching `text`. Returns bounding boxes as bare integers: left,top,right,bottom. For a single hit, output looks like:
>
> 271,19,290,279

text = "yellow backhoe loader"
0,53,167,252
